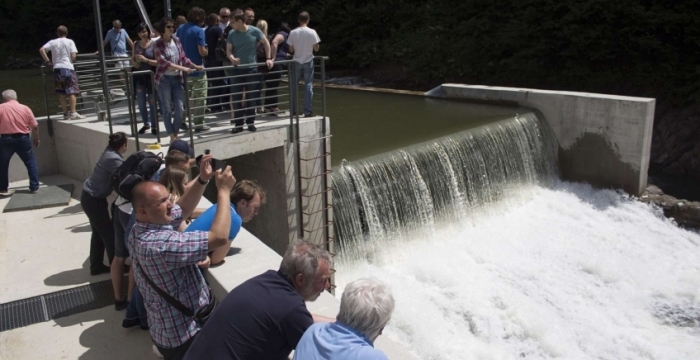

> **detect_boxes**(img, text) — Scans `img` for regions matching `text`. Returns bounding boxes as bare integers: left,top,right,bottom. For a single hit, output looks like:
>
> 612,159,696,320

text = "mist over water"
332,114,700,359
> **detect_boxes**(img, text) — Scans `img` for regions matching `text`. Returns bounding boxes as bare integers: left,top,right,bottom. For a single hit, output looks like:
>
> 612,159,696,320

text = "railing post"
126,68,140,151
40,66,54,137
93,0,113,135
182,72,195,149
287,62,296,143
151,71,161,144
320,57,327,120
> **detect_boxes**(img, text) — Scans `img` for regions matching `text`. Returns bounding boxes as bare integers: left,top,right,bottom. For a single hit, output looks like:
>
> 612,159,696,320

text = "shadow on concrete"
77,320,153,360
67,222,92,233
45,202,84,219
44,257,108,287
227,247,241,257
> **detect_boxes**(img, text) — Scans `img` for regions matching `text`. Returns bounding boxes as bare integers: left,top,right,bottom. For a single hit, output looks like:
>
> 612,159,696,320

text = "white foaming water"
336,182,700,360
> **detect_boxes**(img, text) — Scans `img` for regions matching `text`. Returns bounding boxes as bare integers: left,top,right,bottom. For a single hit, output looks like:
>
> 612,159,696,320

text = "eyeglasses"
220,15,229,19
166,25,175,29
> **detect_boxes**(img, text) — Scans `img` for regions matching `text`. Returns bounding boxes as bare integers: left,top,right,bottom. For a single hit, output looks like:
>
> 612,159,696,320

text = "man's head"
337,278,395,341
207,13,219,27
244,8,255,25
164,150,191,173
280,240,332,301
169,139,195,158
112,20,122,31
298,11,310,25
132,181,175,225
219,7,231,24
56,25,68,38
2,89,17,102
231,180,266,222
187,7,206,26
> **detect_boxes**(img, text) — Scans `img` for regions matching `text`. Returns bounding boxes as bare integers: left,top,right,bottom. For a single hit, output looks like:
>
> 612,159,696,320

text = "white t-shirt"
288,26,320,64
116,195,133,214
42,38,78,70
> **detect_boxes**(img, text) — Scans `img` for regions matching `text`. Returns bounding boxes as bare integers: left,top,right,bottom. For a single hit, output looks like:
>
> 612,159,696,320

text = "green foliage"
2,0,699,107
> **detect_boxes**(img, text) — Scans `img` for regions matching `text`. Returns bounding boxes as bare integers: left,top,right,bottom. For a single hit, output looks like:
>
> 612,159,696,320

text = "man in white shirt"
288,11,320,117
219,7,231,31
39,25,86,120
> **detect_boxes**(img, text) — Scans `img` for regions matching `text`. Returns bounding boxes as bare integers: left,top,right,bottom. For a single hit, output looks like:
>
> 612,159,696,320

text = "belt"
0,133,29,138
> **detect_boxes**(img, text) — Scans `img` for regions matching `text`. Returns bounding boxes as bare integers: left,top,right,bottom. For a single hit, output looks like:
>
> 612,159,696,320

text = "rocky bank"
640,185,700,230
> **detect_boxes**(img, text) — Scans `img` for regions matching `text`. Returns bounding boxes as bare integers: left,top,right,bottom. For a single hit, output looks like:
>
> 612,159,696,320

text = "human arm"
176,155,215,218
312,314,335,323
313,43,320,52
197,256,211,269
155,42,195,73
260,36,273,69
31,126,40,148
226,42,240,65
205,165,236,251
270,34,283,60
197,29,208,57
39,47,51,66
191,207,206,218
126,34,135,50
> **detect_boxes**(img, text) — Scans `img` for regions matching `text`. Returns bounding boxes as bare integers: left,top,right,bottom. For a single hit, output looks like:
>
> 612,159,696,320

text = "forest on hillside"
2,0,700,178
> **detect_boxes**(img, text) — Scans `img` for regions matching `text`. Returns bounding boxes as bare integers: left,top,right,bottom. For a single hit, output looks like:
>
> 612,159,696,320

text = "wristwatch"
197,176,209,185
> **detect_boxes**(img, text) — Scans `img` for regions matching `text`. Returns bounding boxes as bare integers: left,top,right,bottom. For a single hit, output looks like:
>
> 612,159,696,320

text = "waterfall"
332,112,559,259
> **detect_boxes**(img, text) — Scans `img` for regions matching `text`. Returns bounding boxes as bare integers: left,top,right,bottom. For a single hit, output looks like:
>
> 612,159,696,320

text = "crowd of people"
72,132,397,360
37,7,322,144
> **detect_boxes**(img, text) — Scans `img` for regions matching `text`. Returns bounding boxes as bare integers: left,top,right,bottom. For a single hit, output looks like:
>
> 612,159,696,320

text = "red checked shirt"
130,205,210,348
153,36,194,85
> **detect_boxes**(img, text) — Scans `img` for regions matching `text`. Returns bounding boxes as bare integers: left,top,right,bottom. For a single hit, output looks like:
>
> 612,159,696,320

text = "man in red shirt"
0,90,40,194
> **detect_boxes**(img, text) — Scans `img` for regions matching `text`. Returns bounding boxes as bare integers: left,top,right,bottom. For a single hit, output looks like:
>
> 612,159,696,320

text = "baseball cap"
169,139,195,158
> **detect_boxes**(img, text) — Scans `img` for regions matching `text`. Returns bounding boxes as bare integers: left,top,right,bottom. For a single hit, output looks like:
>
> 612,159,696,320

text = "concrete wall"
427,84,655,195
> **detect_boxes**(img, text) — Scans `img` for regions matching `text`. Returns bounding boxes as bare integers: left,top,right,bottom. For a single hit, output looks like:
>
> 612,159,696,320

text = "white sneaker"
69,112,86,120
152,344,164,358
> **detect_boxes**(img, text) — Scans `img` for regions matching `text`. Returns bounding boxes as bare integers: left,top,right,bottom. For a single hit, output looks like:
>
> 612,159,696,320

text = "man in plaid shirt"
130,154,236,360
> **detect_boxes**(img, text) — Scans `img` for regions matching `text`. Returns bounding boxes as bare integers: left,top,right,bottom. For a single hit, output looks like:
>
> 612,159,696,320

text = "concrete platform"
3,184,74,213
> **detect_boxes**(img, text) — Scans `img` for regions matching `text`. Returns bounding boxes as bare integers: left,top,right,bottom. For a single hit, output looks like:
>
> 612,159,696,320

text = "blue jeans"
0,134,39,191
125,285,147,325
228,67,261,128
292,60,314,115
157,75,185,135
135,82,156,128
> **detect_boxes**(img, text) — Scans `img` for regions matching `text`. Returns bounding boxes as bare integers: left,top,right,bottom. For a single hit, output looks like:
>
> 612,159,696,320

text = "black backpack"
111,151,164,201
215,29,229,63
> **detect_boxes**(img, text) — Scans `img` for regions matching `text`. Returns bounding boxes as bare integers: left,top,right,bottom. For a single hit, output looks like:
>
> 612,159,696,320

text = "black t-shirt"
205,25,223,66
183,270,314,360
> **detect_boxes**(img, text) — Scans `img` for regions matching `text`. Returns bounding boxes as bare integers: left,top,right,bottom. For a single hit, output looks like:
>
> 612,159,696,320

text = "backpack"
111,151,164,201
215,30,229,63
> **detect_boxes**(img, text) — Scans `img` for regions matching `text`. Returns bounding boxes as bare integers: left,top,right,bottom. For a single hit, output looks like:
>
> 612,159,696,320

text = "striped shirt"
130,205,210,348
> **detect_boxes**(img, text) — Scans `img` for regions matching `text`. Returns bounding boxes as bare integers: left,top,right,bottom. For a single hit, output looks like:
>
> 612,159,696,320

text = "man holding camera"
129,154,235,360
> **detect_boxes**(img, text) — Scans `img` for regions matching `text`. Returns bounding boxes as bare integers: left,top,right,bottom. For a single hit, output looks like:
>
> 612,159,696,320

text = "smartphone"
196,155,227,172
204,149,211,155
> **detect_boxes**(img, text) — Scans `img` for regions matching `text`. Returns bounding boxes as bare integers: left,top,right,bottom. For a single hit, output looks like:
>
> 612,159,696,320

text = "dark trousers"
264,63,283,109
80,190,115,271
229,67,261,127
0,134,39,191
207,69,228,112
156,335,197,360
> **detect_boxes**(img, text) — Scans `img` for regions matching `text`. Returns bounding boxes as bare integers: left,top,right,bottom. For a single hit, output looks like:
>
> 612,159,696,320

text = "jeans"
292,60,314,115
186,73,207,126
157,75,185,135
135,82,156,128
80,190,115,271
229,67,261,128
125,285,147,326
207,69,227,111
264,63,283,109
0,134,39,191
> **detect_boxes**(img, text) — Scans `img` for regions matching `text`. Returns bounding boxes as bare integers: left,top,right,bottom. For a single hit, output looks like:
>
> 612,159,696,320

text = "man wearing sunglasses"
219,8,231,31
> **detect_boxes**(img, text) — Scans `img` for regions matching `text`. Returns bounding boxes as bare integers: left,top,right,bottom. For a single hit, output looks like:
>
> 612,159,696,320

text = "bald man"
130,155,236,359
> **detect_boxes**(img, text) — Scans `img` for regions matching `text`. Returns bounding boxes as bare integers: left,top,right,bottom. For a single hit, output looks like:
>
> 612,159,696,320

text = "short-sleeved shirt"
42,38,78,70
185,203,242,241
227,25,264,65
183,270,314,360
0,100,38,135
105,28,129,55
176,22,206,76
288,26,320,64
293,322,389,360
83,148,123,198
130,204,210,348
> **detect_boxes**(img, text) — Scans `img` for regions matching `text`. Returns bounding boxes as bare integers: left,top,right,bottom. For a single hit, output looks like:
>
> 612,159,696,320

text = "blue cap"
169,139,195,158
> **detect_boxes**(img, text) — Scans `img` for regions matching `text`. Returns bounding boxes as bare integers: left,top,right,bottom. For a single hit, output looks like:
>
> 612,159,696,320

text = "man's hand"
45,61,53,67
197,256,211,269
230,57,240,66
266,59,273,69
198,154,214,182
33,138,40,148
215,165,236,192
195,65,204,71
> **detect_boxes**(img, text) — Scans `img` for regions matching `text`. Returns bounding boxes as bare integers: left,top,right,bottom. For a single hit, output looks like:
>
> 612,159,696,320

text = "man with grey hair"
183,240,333,360
99,20,134,69
293,278,395,360
0,90,40,195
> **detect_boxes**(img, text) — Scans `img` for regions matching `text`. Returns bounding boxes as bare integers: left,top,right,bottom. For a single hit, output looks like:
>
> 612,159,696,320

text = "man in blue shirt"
293,278,395,360
100,20,134,69
176,7,210,133
226,9,273,133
